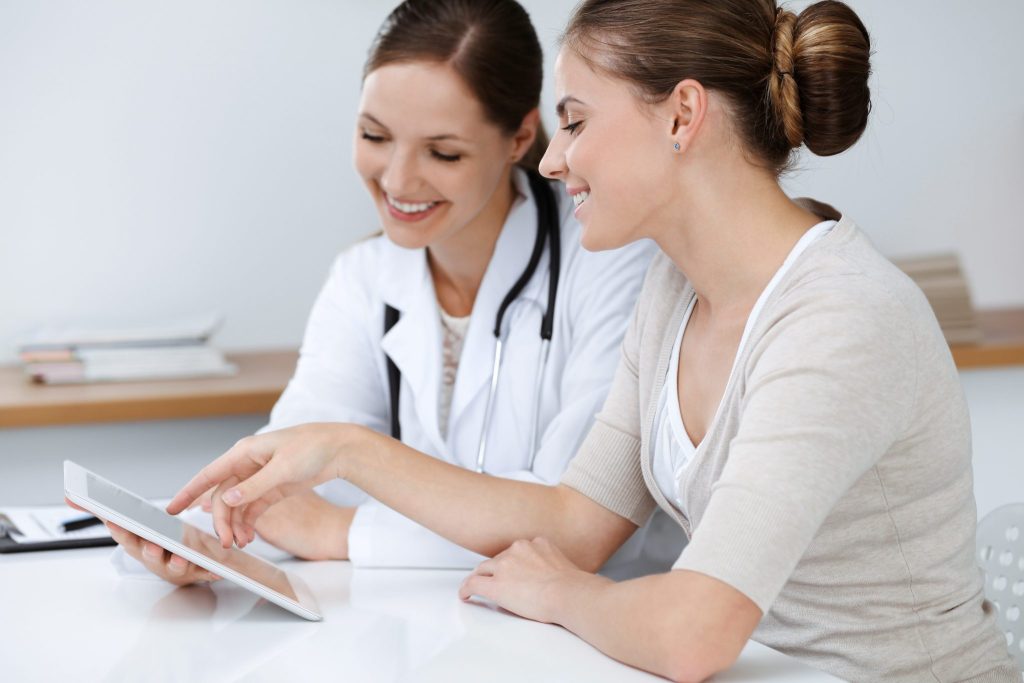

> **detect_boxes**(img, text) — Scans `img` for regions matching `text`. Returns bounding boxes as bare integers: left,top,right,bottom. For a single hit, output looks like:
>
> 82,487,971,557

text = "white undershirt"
652,219,837,516
438,306,471,439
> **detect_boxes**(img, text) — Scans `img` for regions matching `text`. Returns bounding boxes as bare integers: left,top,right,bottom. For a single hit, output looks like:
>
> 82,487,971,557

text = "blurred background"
1,0,1021,511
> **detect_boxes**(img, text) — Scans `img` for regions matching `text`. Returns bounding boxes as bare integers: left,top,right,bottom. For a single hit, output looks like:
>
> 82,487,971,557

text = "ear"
510,108,541,163
666,79,708,155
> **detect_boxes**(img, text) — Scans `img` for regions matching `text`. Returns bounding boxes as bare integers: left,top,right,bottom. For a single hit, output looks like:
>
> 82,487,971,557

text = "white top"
650,296,698,517
438,307,471,439
651,220,837,515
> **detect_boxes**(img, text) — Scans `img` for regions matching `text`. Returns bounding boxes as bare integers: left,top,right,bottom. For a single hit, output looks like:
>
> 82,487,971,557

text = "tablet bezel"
63,460,322,622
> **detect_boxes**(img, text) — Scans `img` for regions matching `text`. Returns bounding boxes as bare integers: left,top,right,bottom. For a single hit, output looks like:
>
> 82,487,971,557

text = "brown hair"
364,0,549,171
564,0,872,173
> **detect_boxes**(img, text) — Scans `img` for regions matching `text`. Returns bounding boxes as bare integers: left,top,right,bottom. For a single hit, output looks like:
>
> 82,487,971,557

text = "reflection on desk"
0,548,841,682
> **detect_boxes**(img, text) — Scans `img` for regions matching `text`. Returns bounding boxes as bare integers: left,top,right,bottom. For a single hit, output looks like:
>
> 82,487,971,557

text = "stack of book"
892,252,981,345
18,313,238,385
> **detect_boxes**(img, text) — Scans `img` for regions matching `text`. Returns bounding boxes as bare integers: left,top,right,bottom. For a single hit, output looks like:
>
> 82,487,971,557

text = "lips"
386,194,439,214
382,192,445,223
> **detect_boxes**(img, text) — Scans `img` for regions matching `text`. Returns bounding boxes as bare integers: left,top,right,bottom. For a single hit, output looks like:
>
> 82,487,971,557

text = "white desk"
0,547,840,682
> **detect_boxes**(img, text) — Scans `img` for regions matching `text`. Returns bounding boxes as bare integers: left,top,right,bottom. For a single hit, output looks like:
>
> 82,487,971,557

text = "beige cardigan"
562,202,1018,682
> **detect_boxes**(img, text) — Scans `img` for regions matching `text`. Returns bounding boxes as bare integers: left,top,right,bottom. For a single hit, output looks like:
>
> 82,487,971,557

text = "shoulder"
312,234,396,317
752,217,946,386
775,219,937,338
328,233,390,279
324,233,421,296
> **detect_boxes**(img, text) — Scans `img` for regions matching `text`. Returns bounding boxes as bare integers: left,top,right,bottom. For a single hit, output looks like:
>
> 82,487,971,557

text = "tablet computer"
63,460,322,621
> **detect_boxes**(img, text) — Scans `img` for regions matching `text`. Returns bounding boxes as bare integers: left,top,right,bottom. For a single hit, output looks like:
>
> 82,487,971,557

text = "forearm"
552,571,760,682
338,425,610,567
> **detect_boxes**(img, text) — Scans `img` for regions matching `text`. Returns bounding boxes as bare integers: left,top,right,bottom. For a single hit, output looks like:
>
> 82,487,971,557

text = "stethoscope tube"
526,337,551,471
476,171,559,473
475,338,505,474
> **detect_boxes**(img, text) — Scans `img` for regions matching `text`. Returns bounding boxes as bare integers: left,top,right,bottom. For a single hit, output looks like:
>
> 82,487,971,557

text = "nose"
538,132,567,180
379,148,420,198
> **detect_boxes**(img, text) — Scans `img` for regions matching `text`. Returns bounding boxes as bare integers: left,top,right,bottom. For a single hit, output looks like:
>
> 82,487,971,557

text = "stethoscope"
383,170,561,474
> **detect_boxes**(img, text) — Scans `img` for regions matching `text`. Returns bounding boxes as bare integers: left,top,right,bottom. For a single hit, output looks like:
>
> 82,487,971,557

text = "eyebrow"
359,112,469,143
555,96,586,117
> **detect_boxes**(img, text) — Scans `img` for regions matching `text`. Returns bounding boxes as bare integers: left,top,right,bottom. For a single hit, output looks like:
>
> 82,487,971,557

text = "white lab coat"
263,168,673,570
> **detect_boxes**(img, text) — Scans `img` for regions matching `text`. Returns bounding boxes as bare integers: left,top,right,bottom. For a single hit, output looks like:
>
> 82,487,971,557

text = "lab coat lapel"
378,242,445,454
448,170,546,450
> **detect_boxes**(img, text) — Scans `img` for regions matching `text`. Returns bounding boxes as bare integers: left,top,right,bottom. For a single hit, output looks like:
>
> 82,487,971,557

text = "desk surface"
0,547,840,683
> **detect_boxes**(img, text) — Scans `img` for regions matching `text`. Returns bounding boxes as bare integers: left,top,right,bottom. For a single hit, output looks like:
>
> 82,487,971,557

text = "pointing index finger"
166,456,239,515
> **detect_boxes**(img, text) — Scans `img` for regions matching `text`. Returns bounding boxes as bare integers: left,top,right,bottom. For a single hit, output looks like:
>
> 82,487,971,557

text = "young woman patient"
121,0,1021,680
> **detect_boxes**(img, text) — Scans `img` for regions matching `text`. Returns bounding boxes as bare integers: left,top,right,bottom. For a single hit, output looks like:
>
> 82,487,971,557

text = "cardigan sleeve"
672,280,918,613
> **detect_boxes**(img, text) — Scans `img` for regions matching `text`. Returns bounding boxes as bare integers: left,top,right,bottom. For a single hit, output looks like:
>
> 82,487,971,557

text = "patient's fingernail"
222,489,242,505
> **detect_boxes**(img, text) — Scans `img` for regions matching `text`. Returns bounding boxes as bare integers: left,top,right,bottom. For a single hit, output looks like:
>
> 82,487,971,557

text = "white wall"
1,0,1022,363
962,367,1024,518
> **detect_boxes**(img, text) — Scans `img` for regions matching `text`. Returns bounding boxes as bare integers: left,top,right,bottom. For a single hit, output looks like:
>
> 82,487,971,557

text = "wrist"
323,505,355,561
331,423,371,481
550,570,613,629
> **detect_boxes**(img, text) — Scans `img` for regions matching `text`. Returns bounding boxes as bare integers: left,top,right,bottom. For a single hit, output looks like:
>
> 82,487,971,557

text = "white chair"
977,503,1024,672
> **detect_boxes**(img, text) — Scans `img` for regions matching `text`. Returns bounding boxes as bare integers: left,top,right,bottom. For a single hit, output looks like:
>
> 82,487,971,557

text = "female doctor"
103,0,659,582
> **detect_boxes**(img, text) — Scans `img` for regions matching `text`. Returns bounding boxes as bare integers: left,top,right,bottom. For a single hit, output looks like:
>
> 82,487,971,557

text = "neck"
653,163,822,320
428,168,517,317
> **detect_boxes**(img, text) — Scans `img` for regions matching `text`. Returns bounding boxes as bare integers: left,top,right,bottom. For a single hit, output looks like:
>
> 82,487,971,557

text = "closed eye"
562,121,583,135
361,131,386,143
431,150,462,163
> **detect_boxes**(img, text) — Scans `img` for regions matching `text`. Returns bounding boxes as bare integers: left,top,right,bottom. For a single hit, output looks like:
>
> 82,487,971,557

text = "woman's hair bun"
784,0,872,157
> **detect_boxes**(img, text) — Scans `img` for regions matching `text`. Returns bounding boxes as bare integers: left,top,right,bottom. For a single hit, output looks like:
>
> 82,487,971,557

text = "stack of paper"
18,312,238,384
892,253,981,345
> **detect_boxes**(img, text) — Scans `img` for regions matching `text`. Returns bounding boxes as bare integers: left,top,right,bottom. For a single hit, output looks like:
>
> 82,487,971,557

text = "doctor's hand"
167,423,364,549
458,537,609,626
200,490,355,561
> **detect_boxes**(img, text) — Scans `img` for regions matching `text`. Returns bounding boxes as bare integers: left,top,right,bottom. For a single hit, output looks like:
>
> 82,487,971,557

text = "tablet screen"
65,461,319,618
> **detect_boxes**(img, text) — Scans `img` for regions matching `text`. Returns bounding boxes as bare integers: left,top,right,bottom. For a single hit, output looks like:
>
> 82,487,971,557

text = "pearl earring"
673,142,680,151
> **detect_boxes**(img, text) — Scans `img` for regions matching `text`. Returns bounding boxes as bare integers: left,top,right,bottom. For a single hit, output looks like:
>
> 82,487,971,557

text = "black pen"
61,515,103,532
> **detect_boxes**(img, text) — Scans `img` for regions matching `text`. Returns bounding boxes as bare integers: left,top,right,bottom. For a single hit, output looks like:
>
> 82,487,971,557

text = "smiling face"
354,60,522,251
539,48,677,252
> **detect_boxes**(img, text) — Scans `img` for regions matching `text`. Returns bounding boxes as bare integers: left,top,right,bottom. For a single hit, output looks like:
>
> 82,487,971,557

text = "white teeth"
572,190,590,208
386,194,438,214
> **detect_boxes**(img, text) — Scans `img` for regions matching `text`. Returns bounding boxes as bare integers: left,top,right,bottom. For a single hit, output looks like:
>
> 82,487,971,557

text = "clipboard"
0,509,116,554
0,534,116,554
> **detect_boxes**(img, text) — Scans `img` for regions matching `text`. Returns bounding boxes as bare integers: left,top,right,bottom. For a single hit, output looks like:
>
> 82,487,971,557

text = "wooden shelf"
1,308,1021,429
950,309,1024,370
0,350,297,429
